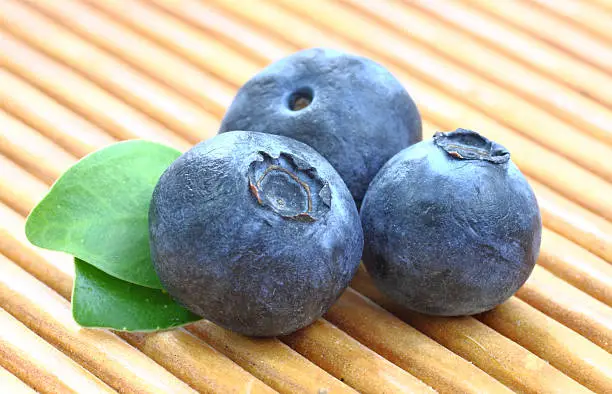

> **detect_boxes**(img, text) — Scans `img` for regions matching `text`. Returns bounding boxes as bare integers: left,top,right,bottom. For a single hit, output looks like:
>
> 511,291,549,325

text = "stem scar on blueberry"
248,152,330,222
287,87,314,111
434,129,510,164
255,165,314,213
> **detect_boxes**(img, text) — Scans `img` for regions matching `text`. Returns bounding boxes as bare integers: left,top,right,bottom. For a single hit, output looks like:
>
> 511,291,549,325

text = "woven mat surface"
1,0,612,393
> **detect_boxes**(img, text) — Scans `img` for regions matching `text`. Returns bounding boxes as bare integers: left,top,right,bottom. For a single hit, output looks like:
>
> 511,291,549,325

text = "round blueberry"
219,48,422,208
149,131,363,336
360,129,541,316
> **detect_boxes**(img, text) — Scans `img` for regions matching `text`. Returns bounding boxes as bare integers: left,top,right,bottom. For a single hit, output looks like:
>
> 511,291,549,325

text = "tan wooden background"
1,0,612,392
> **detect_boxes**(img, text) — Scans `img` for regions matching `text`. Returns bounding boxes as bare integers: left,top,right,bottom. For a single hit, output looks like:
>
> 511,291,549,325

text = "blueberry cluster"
149,48,541,336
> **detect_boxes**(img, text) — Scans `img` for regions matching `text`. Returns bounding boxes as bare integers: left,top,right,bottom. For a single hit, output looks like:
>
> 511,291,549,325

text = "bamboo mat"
1,0,612,392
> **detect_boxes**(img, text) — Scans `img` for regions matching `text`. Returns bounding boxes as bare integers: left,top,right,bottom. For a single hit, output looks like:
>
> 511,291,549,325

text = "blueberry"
219,48,422,208
360,129,542,316
149,131,363,336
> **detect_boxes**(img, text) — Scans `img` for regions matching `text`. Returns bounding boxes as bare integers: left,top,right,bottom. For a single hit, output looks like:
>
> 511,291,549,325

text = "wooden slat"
527,0,612,43
342,0,612,148
0,253,196,393
281,319,436,393
529,180,612,265
412,0,612,110
0,70,116,158
0,202,74,299
517,266,612,352
0,0,216,144
0,155,48,217
478,297,612,393
0,33,189,151
406,75,612,222
538,229,612,306
187,321,358,394
588,0,612,13
325,289,512,393
0,111,76,184
119,330,276,394
149,0,292,64
0,365,37,394
86,0,265,80
0,307,115,394
462,0,612,73
351,267,593,394
26,0,235,117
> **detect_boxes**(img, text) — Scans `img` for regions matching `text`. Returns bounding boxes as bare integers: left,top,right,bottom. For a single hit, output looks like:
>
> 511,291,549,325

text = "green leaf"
25,140,180,289
72,259,201,331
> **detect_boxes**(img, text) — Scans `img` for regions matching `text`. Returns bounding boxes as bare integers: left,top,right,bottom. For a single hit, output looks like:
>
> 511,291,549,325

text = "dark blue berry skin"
219,48,422,208
360,129,542,316
149,131,363,337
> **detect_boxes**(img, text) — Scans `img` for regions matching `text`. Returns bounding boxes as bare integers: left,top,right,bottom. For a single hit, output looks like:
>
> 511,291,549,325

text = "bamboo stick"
462,0,612,73
517,266,612,352
149,0,292,64
325,289,512,393
187,321,358,394
1,187,423,392
0,253,197,393
477,296,612,393
86,0,264,78
281,319,436,393
0,111,75,184
527,0,612,43
529,180,612,264
0,34,189,151
0,0,216,144
91,0,612,184
0,365,38,394
0,202,74,298
0,155,48,217
412,0,612,109
537,229,612,306
351,267,593,393
118,330,276,394
0,70,116,157
341,0,612,147
588,0,612,13
25,0,235,117
0,190,416,393
0,308,116,394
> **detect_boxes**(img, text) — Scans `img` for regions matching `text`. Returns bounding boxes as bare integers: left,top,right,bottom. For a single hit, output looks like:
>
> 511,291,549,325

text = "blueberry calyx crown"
433,128,510,164
248,151,331,222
